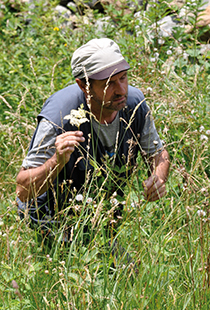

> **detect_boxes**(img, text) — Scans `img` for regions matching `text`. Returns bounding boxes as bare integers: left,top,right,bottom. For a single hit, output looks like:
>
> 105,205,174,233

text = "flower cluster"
64,104,89,128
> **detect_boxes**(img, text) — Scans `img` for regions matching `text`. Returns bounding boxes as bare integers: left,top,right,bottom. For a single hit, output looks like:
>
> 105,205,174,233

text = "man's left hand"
143,174,166,202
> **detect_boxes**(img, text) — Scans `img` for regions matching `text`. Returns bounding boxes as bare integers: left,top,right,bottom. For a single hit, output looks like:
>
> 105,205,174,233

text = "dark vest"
26,84,149,223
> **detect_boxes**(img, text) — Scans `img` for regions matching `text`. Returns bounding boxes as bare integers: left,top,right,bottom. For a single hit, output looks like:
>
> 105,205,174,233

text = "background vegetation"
0,0,210,308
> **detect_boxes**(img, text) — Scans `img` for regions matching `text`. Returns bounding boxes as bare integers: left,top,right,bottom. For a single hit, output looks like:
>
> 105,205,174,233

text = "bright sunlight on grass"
0,0,210,309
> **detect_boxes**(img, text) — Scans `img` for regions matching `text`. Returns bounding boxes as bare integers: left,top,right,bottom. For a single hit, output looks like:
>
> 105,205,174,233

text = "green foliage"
0,0,210,308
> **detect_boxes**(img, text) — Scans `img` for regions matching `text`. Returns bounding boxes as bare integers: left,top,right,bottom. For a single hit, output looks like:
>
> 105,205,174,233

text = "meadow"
0,0,210,309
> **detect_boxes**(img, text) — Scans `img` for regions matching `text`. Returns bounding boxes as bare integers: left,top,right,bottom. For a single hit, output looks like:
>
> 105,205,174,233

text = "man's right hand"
55,131,85,166
16,131,85,202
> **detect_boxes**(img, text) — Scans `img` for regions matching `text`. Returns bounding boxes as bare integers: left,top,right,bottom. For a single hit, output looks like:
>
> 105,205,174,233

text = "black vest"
26,84,149,223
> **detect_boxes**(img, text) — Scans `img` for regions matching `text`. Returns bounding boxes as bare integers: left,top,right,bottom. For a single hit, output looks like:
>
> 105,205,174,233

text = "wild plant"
0,0,210,308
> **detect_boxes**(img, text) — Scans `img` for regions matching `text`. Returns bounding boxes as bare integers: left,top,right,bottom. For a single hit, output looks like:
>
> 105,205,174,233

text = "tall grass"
0,0,210,308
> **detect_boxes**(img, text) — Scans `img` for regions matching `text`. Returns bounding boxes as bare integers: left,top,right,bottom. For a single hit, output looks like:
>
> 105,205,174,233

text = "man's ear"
76,78,86,94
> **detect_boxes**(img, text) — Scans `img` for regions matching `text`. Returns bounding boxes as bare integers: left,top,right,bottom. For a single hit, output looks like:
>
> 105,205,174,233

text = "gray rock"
199,43,210,54
95,16,112,34
154,15,179,37
66,2,78,13
54,5,74,30
55,4,72,17
200,0,210,10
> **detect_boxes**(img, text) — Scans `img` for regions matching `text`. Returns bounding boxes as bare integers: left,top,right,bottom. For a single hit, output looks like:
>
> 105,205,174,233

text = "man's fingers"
56,132,85,149
145,184,166,201
143,175,162,194
143,175,166,201
59,130,84,139
147,179,164,196
143,175,158,191
55,131,85,165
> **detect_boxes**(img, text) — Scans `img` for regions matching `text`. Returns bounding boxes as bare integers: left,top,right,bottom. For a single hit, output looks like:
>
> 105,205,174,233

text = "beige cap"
71,38,130,80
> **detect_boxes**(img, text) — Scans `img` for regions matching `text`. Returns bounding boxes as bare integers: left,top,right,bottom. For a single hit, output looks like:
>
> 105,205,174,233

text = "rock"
87,0,105,12
66,2,78,13
95,16,112,33
54,5,74,30
184,5,210,41
149,15,180,39
199,43,210,54
200,0,210,10
168,0,185,9
168,0,210,10
3,0,210,45
55,4,72,17
196,5,210,27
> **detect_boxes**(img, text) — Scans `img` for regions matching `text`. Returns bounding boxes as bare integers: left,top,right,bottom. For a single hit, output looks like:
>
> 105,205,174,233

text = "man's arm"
143,149,170,202
16,131,85,202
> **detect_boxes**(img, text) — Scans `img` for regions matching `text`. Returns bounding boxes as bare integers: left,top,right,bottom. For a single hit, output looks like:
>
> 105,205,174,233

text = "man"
16,38,169,230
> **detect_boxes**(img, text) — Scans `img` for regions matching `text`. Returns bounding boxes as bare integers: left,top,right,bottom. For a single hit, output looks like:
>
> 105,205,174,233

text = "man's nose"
114,81,127,96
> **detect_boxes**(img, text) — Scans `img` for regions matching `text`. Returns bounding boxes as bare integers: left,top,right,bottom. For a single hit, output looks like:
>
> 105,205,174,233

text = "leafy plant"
0,0,210,308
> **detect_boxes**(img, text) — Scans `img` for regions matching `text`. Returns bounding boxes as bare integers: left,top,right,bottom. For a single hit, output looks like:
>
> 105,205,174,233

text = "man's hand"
143,174,166,202
16,131,85,202
55,131,85,166
142,149,170,202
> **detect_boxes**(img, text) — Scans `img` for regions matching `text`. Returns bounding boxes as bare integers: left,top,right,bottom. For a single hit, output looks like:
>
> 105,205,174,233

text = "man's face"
90,70,128,113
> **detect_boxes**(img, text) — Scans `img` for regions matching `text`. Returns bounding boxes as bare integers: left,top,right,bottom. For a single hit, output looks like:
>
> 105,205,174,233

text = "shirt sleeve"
22,118,57,168
140,106,163,155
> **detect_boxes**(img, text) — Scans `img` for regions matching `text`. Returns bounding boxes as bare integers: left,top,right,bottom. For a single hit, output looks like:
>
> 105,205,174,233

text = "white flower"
75,194,83,202
150,57,156,62
154,52,159,59
86,197,93,204
131,202,136,208
147,87,153,93
110,198,118,206
52,268,57,274
200,134,208,141
200,188,207,193
153,140,159,146
60,261,65,266
112,192,117,197
166,50,172,55
206,130,210,135
73,205,80,211
183,52,188,60
0,220,4,226
199,125,204,132
64,104,89,128
158,38,165,45
175,47,182,55
197,210,206,217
